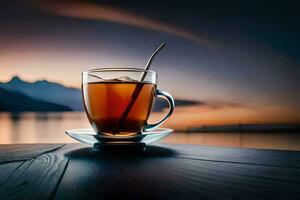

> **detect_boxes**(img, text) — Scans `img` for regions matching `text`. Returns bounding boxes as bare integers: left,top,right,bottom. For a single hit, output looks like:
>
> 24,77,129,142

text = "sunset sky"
1,0,300,127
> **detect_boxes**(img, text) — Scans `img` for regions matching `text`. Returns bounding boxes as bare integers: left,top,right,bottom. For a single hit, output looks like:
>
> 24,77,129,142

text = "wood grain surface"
0,143,299,200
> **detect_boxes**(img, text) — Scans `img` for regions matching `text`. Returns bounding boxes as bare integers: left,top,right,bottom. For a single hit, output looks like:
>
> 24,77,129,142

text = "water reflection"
163,132,300,151
0,112,89,144
0,112,299,151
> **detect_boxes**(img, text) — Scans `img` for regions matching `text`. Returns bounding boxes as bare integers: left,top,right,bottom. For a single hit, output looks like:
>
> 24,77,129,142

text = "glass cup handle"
145,89,175,131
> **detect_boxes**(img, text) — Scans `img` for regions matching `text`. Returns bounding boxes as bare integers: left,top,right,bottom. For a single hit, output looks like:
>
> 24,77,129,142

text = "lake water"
1,112,300,151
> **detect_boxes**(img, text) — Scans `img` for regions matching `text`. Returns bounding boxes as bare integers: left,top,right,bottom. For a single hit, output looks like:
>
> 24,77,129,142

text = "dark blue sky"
0,0,300,124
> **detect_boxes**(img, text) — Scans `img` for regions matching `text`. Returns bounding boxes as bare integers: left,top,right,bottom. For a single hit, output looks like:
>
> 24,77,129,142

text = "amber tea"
82,68,174,137
82,80,156,136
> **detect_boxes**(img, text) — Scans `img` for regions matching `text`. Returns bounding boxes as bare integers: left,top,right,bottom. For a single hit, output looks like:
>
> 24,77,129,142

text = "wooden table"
0,143,299,200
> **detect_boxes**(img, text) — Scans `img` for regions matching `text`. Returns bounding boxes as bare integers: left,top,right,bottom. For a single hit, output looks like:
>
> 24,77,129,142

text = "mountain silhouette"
0,87,72,112
0,76,82,111
0,76,202,112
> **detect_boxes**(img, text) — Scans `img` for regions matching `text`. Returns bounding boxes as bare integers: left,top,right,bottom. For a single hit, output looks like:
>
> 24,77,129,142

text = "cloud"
36,0,215,47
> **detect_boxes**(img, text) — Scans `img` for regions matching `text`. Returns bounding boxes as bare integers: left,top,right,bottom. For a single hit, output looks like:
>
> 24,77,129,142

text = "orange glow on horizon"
149,104,300,130
1,72,299,126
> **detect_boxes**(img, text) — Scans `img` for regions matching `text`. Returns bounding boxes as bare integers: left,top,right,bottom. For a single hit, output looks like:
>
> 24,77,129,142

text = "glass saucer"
65,128,173,148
